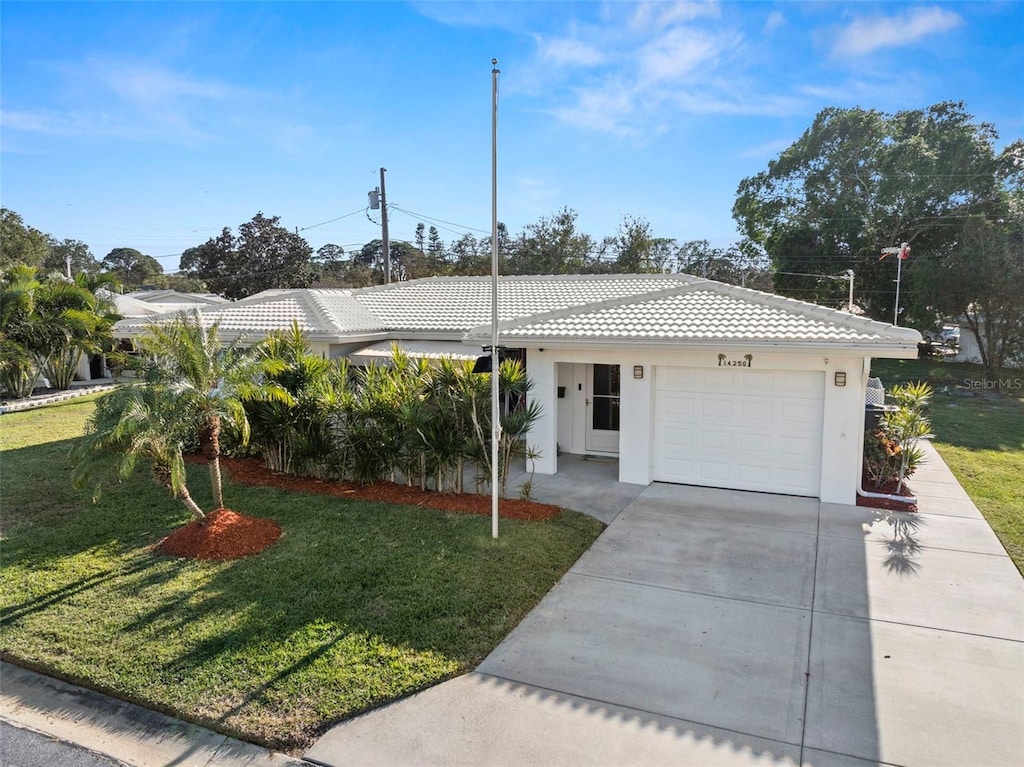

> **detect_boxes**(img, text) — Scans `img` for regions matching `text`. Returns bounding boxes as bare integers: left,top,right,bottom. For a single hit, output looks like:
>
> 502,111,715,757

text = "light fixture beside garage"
834,371,847,387
633,365,644,379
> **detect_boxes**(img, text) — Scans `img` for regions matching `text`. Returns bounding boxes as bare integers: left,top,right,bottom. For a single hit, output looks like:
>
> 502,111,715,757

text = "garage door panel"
654,367,824,497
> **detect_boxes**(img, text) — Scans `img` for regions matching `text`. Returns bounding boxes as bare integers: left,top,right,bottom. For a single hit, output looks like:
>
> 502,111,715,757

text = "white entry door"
586,363,620,454
653,367,824,496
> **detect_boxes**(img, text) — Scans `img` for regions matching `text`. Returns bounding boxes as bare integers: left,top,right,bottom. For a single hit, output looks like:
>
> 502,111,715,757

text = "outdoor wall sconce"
834,371,847,387
633,365,644,379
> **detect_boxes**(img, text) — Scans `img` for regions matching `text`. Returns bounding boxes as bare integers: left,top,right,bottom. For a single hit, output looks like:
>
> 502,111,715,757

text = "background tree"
916,205,1024,378
102,248,164,290
1,209,50,269
310,243,348,287
733,102,1020,320
427,226,446,270
179,212,313,299
675,239,773,289
610,215,676,273
508,208,601,274
45,238,99,277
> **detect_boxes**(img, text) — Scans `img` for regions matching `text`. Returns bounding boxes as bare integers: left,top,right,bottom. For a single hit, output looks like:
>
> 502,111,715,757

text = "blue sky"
2,1,1021,274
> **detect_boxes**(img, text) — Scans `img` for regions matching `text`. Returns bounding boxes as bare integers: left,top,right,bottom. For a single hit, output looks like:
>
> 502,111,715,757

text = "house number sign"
717,353,754,368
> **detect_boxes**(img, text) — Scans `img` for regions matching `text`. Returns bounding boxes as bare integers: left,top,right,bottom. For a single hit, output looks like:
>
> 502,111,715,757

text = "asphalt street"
0,721,127,767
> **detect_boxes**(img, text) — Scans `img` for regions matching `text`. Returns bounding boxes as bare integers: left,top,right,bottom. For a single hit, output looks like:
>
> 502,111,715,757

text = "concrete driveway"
307,443,1024,766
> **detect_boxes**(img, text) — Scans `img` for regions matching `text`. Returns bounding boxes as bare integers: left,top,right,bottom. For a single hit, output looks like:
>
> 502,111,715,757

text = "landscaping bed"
870,358,1024,572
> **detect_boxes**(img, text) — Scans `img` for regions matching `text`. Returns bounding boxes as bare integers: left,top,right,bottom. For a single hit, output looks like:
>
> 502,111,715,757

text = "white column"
819,357,863,504
528,354,558,475
618,363,653,485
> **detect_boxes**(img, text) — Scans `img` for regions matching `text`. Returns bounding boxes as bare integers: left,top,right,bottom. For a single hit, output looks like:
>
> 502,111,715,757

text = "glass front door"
586,363,620,453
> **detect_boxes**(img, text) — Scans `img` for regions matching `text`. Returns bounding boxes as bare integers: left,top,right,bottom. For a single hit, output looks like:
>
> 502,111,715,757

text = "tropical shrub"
863,381,933,492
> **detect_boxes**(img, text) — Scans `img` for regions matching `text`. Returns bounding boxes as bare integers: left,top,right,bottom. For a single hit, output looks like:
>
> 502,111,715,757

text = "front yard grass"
0,397,605,751
870,358,1024,572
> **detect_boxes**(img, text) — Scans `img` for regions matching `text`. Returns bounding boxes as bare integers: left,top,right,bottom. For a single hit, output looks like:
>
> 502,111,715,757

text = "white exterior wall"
528,347,869,505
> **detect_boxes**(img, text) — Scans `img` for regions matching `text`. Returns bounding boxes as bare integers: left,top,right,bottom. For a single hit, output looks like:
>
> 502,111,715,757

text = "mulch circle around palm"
157,508,282,560
162,456,562,561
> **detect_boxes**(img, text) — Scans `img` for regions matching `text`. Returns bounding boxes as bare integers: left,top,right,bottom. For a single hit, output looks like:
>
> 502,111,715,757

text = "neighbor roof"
464,281,922,352
115,289,386,340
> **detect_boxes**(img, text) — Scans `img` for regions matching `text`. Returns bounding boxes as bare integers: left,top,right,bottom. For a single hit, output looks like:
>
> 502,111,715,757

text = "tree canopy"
102,248,164,290
733,101,1022,323
179,212,314,300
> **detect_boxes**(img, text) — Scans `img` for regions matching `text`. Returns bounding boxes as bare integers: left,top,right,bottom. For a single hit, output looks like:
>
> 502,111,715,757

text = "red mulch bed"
857,475,918,512
157,508,282,560
170,454,560,563
215,456,562,522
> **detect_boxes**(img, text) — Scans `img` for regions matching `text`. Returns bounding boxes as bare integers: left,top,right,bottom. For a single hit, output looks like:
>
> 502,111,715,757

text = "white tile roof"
464,282,922,349
115,289,385,338
352,274,694,331
114,275,920,353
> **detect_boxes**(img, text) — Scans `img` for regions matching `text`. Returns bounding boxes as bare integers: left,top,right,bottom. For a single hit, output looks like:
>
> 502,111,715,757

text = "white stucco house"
114,274,921,505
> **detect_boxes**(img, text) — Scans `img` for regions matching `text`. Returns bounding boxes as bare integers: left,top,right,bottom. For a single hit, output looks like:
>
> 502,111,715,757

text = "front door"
585,363,620,453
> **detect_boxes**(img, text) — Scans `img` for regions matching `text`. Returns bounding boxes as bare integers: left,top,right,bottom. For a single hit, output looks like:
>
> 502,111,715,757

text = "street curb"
0,662,315,767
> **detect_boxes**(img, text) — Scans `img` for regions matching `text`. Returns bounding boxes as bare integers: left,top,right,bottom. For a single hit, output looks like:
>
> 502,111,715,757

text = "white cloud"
831,6,962,58
639,27,732,82
763,11,785,35
738,137,794,160
629,1,720,32
536,36,606,67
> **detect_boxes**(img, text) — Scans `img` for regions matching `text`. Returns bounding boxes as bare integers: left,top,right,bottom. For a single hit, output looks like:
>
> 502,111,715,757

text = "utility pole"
368,169,391,284
845,269,854,312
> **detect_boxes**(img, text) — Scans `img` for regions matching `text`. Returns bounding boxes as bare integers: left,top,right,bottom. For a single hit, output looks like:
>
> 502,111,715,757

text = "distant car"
923,325,960,347
941,326,960,346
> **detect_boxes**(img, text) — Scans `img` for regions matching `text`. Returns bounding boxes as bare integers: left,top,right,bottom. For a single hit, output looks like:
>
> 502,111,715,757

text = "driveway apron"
307,442,1024,767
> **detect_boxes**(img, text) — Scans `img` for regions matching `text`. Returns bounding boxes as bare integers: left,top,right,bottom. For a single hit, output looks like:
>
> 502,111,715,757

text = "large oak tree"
733,102,1021,325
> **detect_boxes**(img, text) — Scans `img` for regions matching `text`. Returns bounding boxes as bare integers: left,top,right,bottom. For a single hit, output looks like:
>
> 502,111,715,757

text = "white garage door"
653,367,824,497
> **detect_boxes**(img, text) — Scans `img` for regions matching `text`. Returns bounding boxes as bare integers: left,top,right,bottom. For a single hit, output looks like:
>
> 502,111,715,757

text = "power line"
297,208,367,233
388,205,490,235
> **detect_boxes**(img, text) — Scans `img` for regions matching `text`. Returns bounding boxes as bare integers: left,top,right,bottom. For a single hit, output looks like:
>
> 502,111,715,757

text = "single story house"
114,274,921,505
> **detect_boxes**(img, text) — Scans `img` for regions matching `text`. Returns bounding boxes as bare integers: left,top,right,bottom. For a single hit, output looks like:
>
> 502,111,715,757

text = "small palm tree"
73,384,207,520
124,311,290,509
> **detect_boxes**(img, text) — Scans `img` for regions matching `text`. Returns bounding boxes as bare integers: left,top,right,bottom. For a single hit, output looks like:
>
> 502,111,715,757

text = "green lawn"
0,397,604,751
870,358,1024,572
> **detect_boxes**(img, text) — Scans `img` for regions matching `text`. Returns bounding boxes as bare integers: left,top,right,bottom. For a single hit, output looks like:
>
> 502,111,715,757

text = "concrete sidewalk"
307,441,1024,766
0,663,313,767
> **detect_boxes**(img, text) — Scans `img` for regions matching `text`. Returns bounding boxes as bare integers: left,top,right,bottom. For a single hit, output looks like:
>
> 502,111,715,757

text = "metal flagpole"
880,243,910,325
491,59,500,539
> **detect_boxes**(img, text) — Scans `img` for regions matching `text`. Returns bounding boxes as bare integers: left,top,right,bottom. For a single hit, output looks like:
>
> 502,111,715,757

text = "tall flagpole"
491,59,501,539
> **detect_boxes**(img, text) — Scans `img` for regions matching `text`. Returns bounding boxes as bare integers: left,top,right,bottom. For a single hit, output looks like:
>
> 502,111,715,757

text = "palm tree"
247,322,349,478
0,265,41,398
73,383,207,520
126,311,290,509
33,277,115,390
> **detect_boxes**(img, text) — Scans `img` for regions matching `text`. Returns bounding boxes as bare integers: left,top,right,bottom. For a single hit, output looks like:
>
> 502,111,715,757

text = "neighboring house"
113,274,921,504
123,289,231,315
74,291,232,382
954,316,1022,369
